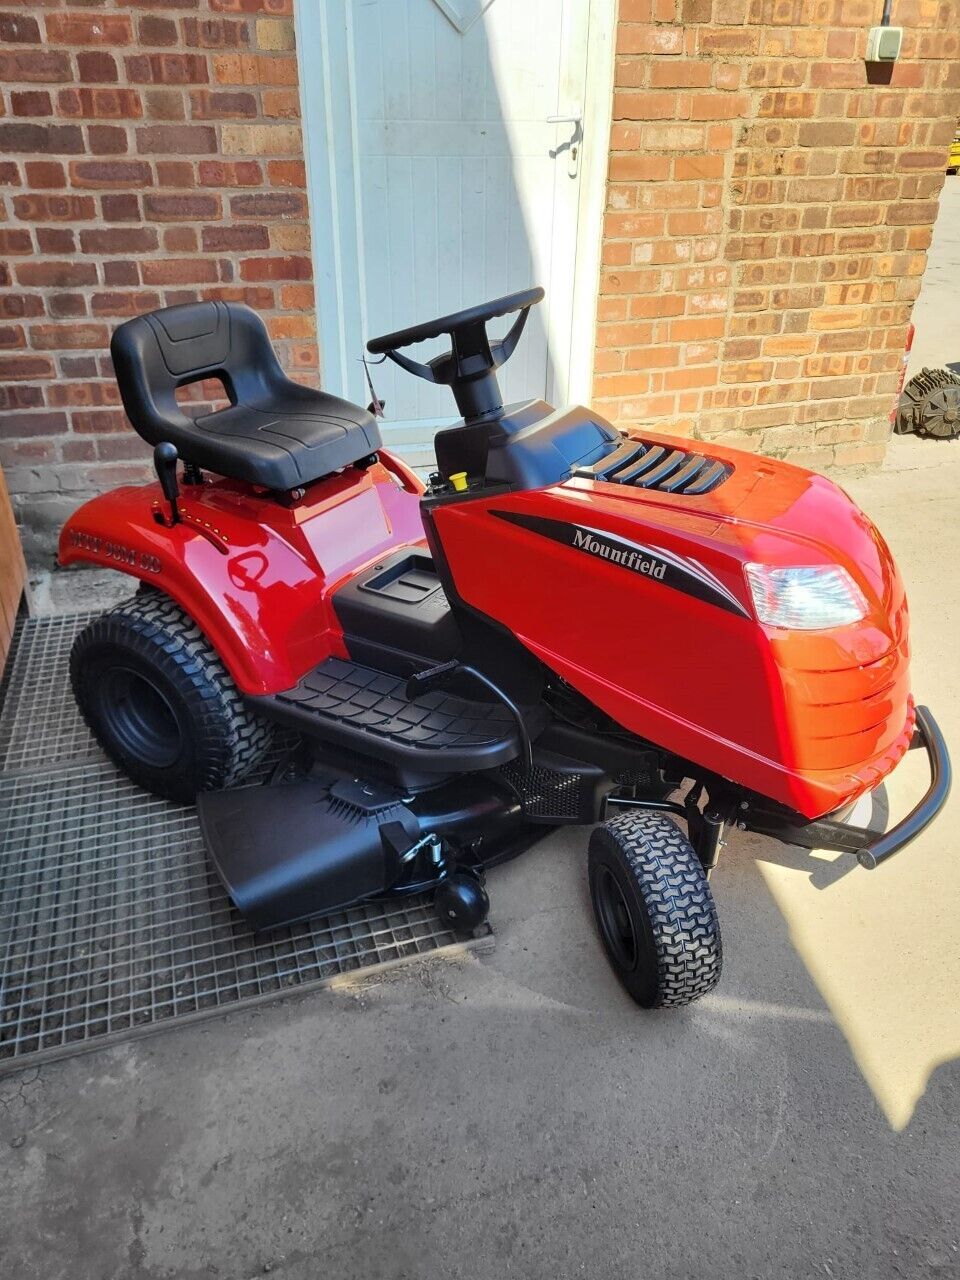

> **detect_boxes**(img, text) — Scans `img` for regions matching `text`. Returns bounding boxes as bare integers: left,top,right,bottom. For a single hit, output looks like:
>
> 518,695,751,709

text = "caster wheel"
436,874,489,932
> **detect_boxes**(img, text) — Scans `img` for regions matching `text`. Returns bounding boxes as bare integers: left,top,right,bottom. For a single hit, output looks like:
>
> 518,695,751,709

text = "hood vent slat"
573,437,732,496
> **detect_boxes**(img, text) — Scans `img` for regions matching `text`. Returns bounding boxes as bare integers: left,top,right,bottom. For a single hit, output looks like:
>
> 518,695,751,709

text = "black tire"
588,811,721,1009
70,590,273,803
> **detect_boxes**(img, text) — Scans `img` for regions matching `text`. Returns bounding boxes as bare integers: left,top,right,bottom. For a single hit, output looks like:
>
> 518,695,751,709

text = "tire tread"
70,590,272,797
590,811,722,1008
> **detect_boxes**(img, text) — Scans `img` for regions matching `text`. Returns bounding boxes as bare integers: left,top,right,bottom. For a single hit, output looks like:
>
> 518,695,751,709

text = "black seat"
110,301,382,491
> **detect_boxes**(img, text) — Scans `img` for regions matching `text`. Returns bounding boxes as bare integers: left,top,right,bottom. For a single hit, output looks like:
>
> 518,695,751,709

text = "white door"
297,0,606,465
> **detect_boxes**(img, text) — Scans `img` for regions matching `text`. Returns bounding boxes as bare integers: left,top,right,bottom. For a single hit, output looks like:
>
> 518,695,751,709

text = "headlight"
744,563,868,630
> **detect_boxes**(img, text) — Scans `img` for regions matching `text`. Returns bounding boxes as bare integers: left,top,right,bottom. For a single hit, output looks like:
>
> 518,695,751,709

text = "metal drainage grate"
0,611,100,774
0,610,492,1074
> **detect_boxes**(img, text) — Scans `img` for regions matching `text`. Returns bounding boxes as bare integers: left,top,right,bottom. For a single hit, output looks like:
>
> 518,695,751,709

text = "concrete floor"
2,436,958,1279
907,174,960,377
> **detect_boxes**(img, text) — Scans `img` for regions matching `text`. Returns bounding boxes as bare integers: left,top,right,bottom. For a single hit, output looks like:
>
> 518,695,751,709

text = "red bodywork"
60,433,913,820
60,452,427,695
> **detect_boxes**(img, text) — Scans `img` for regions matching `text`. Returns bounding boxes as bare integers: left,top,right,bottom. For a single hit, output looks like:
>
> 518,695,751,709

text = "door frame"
294,0,616,411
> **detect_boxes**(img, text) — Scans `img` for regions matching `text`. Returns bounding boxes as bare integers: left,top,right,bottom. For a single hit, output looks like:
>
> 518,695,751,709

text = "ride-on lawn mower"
60,288,951,1009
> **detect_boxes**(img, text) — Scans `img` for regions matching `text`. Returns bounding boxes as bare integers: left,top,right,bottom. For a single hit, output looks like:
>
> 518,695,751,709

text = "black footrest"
252,657,533,773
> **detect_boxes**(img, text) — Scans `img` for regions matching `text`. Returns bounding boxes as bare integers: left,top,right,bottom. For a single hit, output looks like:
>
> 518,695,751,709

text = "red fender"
59,457,426,695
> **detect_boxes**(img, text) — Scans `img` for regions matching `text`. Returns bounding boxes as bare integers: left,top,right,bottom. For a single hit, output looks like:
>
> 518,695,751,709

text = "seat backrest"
110,301,284,446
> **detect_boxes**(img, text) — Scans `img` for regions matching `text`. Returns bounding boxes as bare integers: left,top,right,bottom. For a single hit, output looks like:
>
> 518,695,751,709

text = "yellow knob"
449,471,468,492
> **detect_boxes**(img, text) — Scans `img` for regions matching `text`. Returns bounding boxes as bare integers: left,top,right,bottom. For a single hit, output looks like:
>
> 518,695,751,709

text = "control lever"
405,660,534,772
153,441,181,526
405,660,460,700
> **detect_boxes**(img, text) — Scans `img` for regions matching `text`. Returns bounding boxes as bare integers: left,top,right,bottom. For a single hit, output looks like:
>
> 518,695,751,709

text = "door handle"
547,107,582,177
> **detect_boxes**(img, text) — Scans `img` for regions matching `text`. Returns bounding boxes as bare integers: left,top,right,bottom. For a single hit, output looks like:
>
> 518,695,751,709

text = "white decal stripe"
573,523,748,616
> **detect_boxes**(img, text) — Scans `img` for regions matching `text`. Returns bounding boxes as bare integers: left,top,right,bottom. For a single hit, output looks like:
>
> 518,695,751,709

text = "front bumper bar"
746,705,951,868
855,705,951,868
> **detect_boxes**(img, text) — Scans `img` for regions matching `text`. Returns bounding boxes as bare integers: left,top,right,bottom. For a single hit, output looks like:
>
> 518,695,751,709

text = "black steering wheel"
366,287,545,421
367,287,544,355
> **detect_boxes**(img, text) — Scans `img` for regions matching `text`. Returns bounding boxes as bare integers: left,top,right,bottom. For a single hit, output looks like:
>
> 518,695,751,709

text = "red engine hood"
432,431,913,818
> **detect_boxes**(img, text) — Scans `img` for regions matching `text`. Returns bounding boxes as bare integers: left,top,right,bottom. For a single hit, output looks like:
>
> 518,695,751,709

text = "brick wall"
3,3,959,569
0,1,315,565
594,0,960,469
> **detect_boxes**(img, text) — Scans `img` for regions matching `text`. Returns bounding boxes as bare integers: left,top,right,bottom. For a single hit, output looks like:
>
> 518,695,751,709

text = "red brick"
614,92,678,121
60,356,100,377
239,255,312,282
0,50,72,83
650,61,712,88
182,17,250,48
71,410,131,435
0,123,84,154
156,161,196,187
58,88,144,119
0,324,26,349
48,381,123,406
0,296,44,320
137,16,179,46
10,90,52,117
617,24,685,54
2,412,69,441
142,88,184,120
88,127,129,156
143,192,221,220
101,193,141,221
261,89,300,119
0,12,40,42
201,225,270,251
266,160,306,187
198,159,263,186
125,53,209,85
45,14,134,45
209,286,276,309
0,383,44,408
76,51,119,83
47,293,88,319
280,283,315,310
69,160,153,189
79,227,159,254
189,89,257,118
30,324,110,351
140,258,220,285
15,261,98,288
35,227,75,255
23,161,65,189
230,191,306,218
0,356,56,380
103,261,140,287
0,229,33,255
12,194,95,221
163,227,199,252
688,93,750,120
136,124,217,154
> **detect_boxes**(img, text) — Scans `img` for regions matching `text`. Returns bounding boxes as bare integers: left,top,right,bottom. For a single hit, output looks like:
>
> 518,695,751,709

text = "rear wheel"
70,590,272,803
588,812,721,1008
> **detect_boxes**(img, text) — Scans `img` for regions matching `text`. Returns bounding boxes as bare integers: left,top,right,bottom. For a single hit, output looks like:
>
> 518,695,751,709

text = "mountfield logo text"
572,527,667,579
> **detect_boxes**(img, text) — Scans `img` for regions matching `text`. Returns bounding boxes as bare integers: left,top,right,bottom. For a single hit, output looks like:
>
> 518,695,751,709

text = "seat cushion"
179,391,382,490
110,302,383,490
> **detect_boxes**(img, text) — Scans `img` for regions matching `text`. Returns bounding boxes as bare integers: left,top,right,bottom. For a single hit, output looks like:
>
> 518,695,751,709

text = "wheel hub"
99,667,182,769
594,865,638,971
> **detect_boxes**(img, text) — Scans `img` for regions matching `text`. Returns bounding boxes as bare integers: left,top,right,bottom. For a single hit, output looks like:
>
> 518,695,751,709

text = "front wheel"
70,590,273,803
588,812,721,1008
